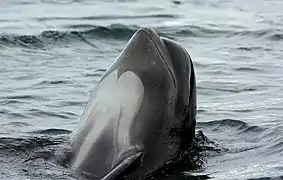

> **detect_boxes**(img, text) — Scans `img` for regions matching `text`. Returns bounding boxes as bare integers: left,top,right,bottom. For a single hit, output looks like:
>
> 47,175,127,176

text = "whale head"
69,27,196,180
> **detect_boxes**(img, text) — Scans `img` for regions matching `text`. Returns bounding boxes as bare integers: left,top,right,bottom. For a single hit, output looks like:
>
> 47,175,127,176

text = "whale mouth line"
140,28,176,88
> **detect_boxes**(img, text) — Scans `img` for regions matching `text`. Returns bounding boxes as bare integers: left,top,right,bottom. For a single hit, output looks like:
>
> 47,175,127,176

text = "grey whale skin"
69,27,197,180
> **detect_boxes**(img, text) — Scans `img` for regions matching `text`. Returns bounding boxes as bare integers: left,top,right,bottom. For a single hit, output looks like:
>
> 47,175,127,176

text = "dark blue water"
1,0,283,179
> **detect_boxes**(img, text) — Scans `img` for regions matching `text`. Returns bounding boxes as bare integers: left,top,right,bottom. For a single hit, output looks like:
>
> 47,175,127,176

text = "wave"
198,85,258,94
0,24,137,49
0,133,74,179
2,122,32,127
29,128,72,135
234,67,264,72
58,100,86,106
38,80,70,85
27,108,77,119
83,68,107,77
0,34,46,49
247,176,283,180
198,119,283,162
235,46,272,52
0,135,65,152
37,14,178,21
197,119,265,135
1,95,46,100
0,106,78,120
0,109,29,119
171,25,283,40
257,125,283,157
0,24,281,49
0,99,26,105
197,119,248,131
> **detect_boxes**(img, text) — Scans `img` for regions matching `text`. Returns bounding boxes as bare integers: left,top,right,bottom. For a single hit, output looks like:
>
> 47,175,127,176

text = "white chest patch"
71,70,144,169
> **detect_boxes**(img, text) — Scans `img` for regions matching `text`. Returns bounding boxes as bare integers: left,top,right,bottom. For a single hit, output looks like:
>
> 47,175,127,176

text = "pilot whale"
69,27,197,180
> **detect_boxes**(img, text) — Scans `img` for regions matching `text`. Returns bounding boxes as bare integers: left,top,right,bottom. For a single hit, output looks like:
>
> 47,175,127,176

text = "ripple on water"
27,108,75,119
1,95,48,102
198,85,258,94
29,128,72,135
234,67,264,72
83,68,107,77
2,122,33,127
38,80,70,85
0,24,282,49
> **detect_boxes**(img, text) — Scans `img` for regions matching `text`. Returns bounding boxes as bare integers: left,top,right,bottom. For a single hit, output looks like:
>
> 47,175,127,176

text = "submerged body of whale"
69,27,197,179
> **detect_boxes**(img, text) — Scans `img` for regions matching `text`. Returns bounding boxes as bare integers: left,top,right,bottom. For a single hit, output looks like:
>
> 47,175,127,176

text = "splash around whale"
69,27,197,180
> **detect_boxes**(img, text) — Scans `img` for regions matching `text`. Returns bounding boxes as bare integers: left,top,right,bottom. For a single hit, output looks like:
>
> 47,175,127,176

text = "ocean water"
0,0,283,179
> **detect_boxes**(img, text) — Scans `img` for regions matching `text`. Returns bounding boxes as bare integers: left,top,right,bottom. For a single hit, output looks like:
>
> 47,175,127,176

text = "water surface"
0,0,283,179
